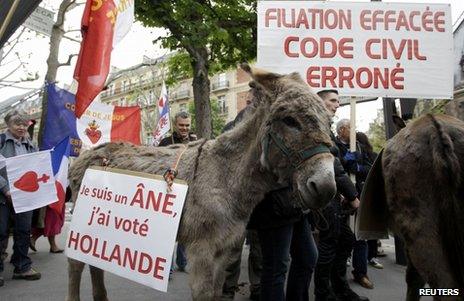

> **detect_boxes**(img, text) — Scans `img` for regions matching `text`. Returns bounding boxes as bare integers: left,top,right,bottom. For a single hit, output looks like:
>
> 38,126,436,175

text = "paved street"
1,214,431,301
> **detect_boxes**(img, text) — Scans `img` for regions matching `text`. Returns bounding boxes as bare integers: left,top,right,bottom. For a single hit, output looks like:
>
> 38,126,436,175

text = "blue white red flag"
42,83,141,156
153,82,171,145
49,137,71,215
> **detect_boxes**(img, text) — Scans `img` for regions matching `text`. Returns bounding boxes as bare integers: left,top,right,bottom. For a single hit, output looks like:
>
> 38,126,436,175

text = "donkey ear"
287,72,307,85
240,63,283,91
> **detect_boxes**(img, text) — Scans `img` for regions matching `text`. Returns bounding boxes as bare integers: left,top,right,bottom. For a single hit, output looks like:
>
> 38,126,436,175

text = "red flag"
73,0,116,118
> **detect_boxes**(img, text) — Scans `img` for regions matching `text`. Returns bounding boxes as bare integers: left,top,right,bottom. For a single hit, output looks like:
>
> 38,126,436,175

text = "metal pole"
349,97,356,152
0,0,21,43
349,97,357,231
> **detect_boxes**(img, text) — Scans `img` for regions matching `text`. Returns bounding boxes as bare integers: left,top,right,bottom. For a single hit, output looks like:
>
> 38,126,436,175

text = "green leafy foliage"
188,98,226,138
135,0,256,80
367,109,387,153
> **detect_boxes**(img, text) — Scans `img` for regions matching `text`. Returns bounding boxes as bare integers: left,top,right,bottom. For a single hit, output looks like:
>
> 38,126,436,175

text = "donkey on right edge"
361,114,464,301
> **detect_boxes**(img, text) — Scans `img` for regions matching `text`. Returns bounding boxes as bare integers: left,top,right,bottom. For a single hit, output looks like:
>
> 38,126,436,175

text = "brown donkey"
362,114,464,301
66,65,337,301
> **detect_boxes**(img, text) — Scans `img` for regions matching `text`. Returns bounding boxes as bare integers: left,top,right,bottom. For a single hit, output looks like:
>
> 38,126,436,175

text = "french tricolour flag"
153,82,171,145
49,137,71,215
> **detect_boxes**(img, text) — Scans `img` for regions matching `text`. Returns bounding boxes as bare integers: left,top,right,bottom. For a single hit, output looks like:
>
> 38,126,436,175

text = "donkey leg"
404,232,460,301
212,248,231,300
89,266,108,301
406,256,425,301
67,258,85,301
188,243,216,301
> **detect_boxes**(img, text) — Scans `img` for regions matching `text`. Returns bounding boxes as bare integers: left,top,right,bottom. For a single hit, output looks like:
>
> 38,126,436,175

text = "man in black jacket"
158,111,197,147
157,111,197,272
313,90,368,301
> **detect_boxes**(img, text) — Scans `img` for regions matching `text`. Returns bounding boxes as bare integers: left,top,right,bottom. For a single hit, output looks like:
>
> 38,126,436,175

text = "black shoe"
12,268,41,281
336,289,369,301
0,276,4,287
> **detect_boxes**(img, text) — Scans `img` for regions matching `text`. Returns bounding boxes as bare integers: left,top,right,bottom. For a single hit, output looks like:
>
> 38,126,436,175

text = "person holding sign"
0,110,41,287
334,120,375,290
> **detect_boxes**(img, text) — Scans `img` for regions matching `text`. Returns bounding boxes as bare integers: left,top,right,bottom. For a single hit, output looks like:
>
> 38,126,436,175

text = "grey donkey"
66,64,337,301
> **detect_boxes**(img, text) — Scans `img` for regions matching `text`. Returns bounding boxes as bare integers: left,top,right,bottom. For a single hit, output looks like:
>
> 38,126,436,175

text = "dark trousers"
314,201,355,299
367,240,378,261
0,203,33,273
258,216,318,301
352,239,368,279
176,244,187,269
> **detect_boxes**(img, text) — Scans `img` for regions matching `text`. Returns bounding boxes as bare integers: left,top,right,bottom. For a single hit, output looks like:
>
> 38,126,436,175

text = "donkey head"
243,64,336,210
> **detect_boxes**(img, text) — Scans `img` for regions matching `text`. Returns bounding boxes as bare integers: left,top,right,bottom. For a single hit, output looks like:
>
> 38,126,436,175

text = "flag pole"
160,69,175,145
0,0,20,43
168,94,175,145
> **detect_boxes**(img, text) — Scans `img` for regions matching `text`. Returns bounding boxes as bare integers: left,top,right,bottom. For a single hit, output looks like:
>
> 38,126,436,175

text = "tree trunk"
38,0,74,148
190,47,213,139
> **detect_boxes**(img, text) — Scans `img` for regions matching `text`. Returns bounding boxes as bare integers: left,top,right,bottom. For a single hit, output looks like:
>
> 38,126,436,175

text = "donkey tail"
428,114,464,288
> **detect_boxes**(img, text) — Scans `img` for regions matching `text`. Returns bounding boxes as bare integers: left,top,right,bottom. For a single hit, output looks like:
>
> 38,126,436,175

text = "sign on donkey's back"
257,1,453,99
65,167,188,292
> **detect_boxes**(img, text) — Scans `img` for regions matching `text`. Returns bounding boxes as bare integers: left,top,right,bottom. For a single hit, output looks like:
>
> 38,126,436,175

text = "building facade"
99,55,251,145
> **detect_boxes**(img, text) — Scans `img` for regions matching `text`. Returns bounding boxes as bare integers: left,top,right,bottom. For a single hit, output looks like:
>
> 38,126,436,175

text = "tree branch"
2,28,26,60
55,0,78,28
62,35,81,43
0,63,24,81
58,54,78,67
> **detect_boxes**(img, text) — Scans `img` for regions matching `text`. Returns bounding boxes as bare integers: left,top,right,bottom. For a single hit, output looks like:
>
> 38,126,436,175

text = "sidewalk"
1,219,431,300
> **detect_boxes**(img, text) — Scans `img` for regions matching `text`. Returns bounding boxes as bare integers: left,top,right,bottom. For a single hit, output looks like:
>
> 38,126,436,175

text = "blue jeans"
176,243,187,269
258,216,318,301
0,203,33,273
352,239,368,279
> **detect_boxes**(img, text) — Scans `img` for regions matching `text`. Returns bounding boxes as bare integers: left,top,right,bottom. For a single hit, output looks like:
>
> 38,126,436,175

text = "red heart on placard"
14,171,39,192
85,128,102,144
13,171,50,193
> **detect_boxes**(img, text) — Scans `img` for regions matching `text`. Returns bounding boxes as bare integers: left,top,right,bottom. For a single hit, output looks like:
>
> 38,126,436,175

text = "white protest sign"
3,150,57,213
257,1,453,99
66,167,188,292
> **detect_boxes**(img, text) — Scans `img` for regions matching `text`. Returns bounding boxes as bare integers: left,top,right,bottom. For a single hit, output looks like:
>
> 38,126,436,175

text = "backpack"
0,133,5,149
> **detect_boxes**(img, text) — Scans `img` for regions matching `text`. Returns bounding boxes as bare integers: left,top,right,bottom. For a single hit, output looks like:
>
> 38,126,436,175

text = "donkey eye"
282,117,301,130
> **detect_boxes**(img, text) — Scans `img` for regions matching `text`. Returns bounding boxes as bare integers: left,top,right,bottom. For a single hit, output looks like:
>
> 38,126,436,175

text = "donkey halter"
263,129,330,169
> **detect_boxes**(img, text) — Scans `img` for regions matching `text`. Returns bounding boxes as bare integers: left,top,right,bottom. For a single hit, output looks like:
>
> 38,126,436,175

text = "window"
217,95,227,114
148,90,154,104
218,72,226,84
122,80,128,92
179,103,187,112
108,84,115,95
